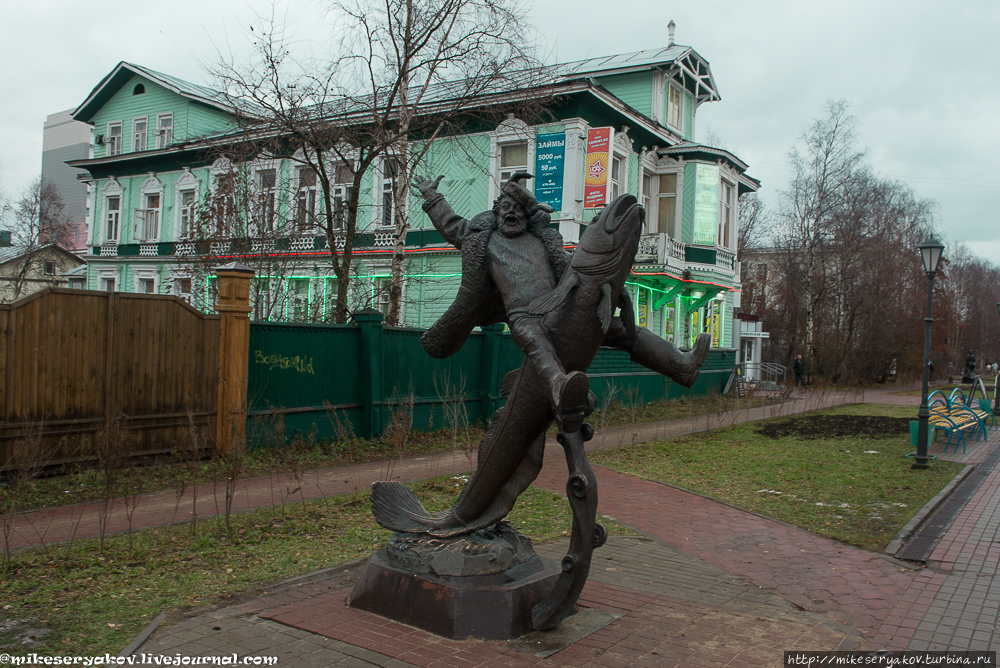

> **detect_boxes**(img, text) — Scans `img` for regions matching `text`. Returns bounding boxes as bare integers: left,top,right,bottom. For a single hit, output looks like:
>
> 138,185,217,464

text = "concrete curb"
119,610,167,657
884,464,975,556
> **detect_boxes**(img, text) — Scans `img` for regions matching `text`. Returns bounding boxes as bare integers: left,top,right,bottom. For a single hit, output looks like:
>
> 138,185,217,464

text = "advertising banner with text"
534,132,566,211
693,163,720,245
583,127,614,208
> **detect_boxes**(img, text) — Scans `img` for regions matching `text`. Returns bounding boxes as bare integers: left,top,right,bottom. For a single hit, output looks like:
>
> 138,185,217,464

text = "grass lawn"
0,476,634,658
590,403,963,553
5,392,783,516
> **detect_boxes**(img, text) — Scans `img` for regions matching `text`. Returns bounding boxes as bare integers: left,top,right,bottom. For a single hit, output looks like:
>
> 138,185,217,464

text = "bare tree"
778,100,866,373
329,0,543,325
208,0,545,325
0,178,73,303
736,192,768,262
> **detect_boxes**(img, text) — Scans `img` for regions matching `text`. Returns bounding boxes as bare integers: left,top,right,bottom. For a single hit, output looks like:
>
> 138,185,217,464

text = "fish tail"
370,481,439,532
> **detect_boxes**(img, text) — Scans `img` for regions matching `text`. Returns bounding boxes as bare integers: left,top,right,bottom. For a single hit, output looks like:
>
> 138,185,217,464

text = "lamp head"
919,236,944,276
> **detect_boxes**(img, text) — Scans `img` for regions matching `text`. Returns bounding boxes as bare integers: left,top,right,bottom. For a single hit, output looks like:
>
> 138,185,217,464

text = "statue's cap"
501,172,538,211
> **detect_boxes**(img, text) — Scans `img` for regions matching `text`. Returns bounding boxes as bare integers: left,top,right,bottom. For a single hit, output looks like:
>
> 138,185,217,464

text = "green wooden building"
68,43,758,352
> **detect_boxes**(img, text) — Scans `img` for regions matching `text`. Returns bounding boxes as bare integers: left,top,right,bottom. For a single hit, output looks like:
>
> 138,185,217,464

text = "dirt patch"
757,415,912,440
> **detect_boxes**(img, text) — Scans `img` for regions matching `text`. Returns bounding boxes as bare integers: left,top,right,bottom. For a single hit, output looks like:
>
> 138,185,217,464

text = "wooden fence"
0,288,221,470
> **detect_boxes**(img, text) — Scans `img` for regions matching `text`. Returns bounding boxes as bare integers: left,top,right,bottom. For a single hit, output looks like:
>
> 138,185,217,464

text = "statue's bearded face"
497,196,528,237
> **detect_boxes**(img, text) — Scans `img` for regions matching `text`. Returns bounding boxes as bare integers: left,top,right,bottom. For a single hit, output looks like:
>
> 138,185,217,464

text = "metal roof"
556,45,692,76
72,61,240,124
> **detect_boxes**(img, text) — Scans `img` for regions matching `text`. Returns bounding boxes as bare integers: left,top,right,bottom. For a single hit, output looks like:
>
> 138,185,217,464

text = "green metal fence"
245,311,735,445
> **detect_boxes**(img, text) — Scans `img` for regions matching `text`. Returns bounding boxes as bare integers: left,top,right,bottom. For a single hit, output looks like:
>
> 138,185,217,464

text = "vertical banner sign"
693,163,720,245
711,301,721,348
583,127,614,208
637,288,648,328
534,132,565,211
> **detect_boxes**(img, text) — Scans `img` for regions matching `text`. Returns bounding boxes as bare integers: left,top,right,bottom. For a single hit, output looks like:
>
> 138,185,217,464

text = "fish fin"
370,481,437,532
619,287,637,341
598,283,613,334
500,369,519,398
524,273,580,316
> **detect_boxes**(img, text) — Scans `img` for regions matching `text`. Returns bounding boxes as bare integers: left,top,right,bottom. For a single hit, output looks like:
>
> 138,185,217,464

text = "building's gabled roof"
0,243,88,267
556,45,720,104
72,61,240,123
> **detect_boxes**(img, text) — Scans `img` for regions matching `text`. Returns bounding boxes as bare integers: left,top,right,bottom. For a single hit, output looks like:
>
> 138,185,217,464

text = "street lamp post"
914,236,945,470
994,301,1000,416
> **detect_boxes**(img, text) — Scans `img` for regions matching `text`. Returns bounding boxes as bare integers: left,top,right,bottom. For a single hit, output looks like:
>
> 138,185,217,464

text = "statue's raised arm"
413,174,473,249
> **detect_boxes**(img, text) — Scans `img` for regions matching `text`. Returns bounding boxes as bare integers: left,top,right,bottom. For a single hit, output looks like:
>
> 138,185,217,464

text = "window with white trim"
105,195,121,242
135,192,161,242
641,172,654,233
288,279,311,322
257,169,277,233
296,167,317,230
498,142,527,183
134,270,159,295
657,173,679,238
718,181,734,248
107,122,122,156
132,117,147,152
178,189,196,238
332,163,353,230
44,261,56,276
101,277,116,292
156,113,173,149
381,158,399,228
609,155,624,200
172,276,193,304
667,86,683,130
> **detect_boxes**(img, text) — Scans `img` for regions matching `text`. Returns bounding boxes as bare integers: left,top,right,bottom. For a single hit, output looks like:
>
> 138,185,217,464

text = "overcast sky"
2,0,997,266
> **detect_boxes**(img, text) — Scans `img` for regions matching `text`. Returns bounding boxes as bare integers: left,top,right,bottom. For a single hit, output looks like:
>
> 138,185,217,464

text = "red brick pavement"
531,463,923,645
252,575,845,667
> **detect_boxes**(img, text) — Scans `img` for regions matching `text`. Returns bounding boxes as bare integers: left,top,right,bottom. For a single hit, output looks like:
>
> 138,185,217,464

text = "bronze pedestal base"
349,549,560,640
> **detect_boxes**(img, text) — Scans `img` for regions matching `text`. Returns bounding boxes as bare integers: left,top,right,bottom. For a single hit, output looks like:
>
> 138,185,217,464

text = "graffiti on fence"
253,350,316,374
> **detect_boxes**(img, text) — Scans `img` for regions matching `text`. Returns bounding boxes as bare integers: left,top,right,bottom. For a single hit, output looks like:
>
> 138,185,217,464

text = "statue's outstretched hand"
413,174,445,200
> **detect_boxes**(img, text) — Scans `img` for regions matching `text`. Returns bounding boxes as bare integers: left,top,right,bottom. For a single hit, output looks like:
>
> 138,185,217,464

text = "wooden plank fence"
0,288,221,471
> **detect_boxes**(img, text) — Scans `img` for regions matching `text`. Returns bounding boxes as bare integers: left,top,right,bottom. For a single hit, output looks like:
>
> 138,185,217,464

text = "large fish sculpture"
371,193,644,537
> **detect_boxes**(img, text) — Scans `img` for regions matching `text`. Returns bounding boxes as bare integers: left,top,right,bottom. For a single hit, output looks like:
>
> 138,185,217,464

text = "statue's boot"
554,371,590,433
626,330,712,389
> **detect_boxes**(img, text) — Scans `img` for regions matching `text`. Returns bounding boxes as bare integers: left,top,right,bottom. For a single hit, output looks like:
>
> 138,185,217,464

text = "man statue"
414,172,710,429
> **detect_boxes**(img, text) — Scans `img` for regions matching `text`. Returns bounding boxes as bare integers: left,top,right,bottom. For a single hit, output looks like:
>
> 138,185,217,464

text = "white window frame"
718,179,735,249
135,174,163,243
489,117,535,203
656,170,681,238
255,167,278,233
169,267,196,305
132,116,147,153
209,158,237,236
156,113,173,149
667,85,683,131
106,122,123,157
133,268,160,295
287,278,313,322
376,157,401,229
498,142,529,184
103,179,123,243
97,267,119,293
609,129,631,203
295,165,318,231
332,162,353,231
174,168,200,240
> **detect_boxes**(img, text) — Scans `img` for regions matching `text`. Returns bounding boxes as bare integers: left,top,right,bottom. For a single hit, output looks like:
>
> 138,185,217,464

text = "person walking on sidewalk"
794,354,806,388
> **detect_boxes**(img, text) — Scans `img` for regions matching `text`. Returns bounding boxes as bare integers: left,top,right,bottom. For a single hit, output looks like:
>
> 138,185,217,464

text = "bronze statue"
364,174,710,632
